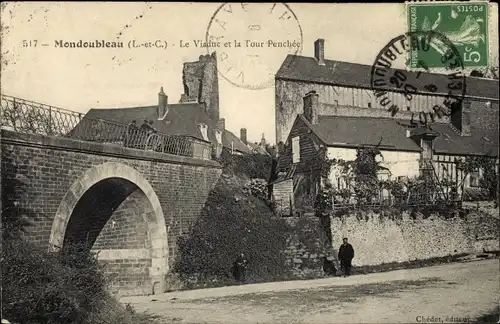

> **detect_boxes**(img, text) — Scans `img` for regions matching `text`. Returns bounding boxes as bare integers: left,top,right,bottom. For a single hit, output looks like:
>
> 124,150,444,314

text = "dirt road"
121,259,499,323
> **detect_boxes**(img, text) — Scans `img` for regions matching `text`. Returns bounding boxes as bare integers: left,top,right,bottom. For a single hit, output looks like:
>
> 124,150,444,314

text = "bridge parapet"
0,94,213,160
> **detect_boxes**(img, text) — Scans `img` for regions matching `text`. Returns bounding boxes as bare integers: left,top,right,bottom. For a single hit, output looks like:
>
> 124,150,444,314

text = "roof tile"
222,130,251,153
290,114,498,157
309,115,422,152
276,55,499,100
84,103,217,143
429,123,498,156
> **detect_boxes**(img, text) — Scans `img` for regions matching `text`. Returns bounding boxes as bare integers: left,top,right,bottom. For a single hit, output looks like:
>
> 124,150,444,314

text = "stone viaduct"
1,129,221,296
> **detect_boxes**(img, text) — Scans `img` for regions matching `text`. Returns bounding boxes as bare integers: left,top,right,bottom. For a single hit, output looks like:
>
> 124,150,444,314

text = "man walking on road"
338,238,354,277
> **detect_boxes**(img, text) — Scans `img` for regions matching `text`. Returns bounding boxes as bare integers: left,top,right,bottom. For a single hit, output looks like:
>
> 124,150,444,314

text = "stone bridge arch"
48,162,168,296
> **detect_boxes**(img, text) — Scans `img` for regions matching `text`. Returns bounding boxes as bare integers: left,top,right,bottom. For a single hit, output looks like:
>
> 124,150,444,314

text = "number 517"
22,40,37,47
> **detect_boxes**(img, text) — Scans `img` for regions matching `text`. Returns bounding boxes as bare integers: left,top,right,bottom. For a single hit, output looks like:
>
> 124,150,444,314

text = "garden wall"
329,208,500,267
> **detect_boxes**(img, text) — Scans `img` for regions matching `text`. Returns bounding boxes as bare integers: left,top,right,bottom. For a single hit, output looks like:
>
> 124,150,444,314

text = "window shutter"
292,136,300,163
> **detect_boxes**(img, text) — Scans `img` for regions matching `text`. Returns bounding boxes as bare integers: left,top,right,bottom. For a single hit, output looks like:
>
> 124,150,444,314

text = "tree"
352,147,383,204
456,156,499,201
314,146,386,207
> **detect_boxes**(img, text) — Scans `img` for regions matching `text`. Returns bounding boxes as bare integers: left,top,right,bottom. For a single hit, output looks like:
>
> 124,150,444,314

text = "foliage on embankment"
173,149,292,286
1,238,160,324
174,173,293,285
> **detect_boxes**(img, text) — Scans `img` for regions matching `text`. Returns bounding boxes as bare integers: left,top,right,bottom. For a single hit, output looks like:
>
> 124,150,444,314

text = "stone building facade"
275,39,499,145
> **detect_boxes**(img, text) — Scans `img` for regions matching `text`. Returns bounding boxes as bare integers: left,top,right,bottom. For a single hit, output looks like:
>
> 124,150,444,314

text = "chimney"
303,90,319,125
314,39,325,66
158,87,168,119
260,133,266,146
218,118,225,131
240,128,248,145
451,100,471,136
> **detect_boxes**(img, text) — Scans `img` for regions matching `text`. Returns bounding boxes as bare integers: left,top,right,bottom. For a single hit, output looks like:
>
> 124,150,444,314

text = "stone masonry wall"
283,217,332,277
330,210,500,267
91,190,152,295
280,208,499,276
467,204,500,253
99,258,152,296
92,190,151,250
181,53,219,122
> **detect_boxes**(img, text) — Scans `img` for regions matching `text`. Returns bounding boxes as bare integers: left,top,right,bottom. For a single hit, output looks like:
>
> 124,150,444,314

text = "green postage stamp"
407,1,489,69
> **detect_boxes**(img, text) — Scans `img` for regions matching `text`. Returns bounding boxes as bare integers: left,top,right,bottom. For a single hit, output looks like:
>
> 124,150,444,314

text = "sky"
1,2,498,144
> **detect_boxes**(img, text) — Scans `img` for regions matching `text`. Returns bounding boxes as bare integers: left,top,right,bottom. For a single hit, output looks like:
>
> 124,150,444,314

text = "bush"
1,238,161,324
381,179,406,204
173,175,293,284
217,148,273,180
314,185,334,217
242,178,268,201
1,239,107,324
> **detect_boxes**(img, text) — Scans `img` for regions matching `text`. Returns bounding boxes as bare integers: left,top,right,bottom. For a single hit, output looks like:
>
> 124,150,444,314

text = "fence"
277,189,463,218
277,163,492,217
322,174,470,213
0,94,213,160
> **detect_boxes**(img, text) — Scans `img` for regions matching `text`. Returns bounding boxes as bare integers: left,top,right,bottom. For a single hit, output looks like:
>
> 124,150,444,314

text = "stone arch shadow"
48,162,168,296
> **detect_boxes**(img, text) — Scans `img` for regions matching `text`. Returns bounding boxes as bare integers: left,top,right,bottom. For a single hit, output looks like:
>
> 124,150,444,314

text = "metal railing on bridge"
0,94,214,160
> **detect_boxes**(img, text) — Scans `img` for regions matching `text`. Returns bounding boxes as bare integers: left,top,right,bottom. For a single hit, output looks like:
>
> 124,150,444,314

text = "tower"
180,52,220,122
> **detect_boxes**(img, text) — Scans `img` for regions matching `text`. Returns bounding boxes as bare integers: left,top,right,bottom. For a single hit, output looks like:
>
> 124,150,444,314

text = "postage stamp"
406,1,489,69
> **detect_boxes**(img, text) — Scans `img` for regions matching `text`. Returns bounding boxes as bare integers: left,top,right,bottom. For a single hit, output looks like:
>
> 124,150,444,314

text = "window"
377,169,391,181
198,123,209,141
441,164,450,181
215,130,222,144
337,177,343,190
469,169,480,187
337,176,350,190
292,136,300,163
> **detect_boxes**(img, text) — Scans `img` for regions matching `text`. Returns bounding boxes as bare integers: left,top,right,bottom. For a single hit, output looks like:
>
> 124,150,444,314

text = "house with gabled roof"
237,128,272,156
274,91,498,213
82,89,251,159
218,119,251,155
75,86,218,160
275,39,499,145
74,53,251,159
272,39,499,214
